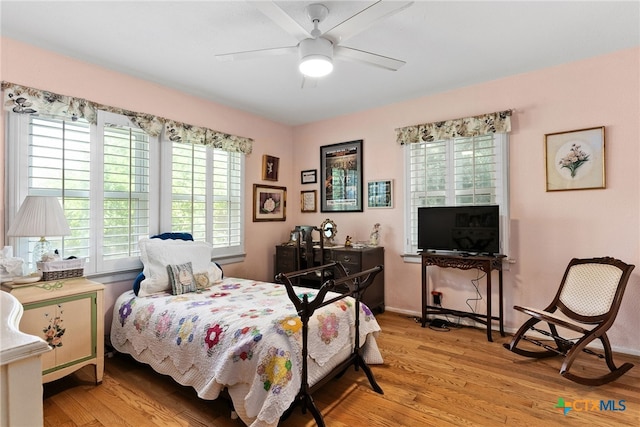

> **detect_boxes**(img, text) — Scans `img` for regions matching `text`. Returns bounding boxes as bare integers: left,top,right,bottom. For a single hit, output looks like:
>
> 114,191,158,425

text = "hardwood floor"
43,312,640,426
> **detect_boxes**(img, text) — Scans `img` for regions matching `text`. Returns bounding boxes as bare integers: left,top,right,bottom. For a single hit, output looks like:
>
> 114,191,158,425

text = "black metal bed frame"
275,261,384,426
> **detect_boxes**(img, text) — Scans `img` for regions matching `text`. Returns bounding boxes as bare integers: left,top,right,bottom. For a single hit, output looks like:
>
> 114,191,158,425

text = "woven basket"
40,268,84,281
37,258,85,281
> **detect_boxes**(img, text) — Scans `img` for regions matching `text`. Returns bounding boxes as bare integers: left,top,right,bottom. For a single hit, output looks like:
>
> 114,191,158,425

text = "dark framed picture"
253,184,286,221
320,140,363,212
367,179,393,208
301,169,317,184
545,126,605,191
262,155,279,181
301,190,317,212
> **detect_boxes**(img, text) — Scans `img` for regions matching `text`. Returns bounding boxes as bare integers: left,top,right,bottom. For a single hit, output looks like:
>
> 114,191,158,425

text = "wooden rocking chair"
503,257,635,386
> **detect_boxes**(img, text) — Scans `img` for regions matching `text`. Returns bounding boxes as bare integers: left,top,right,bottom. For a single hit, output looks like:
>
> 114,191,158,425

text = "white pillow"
138,238,217,296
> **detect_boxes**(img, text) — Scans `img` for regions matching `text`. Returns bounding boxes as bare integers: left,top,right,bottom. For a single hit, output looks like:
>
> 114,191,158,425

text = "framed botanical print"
545,126,605,191
253,184,286,221
320,140,363,212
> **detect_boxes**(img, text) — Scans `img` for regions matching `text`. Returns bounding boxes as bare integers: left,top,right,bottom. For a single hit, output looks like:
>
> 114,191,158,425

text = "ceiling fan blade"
324,1,414,44
248,1,311,42
335,46,405,71
215,46,297,62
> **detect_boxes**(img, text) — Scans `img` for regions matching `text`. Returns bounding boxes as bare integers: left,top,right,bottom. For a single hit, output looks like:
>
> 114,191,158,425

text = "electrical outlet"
431,291,442,305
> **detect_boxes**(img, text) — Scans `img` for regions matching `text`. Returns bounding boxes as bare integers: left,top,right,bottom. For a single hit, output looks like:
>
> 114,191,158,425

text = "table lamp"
7,196,71,269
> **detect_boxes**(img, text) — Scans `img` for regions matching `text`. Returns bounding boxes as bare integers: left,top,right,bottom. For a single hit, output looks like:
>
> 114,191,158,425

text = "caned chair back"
559,263,623,317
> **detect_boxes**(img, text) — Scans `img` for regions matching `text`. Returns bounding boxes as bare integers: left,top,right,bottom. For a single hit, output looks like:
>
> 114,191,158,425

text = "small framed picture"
545,126,605,191
262,155,279,181
301,190,317,212
367,179,393,208
301,169,317,184
253,184,286,221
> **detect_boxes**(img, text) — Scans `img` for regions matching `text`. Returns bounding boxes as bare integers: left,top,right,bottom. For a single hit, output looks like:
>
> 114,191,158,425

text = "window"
404,133,509,255
7,111,245,274
7,114,94,271
97,111,156,272
169,142,208,241
162,141,244,260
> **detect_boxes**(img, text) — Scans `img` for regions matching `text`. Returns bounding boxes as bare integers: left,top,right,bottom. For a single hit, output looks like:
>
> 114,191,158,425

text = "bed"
110,237,384,427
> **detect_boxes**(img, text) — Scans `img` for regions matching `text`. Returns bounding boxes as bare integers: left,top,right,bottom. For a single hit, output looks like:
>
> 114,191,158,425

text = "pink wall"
2,37,639,353
291,47,640,353
1,37,302,332
0,37,295,283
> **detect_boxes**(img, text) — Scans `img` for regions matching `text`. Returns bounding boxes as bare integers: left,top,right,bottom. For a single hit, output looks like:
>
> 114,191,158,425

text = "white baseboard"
383,306,640,357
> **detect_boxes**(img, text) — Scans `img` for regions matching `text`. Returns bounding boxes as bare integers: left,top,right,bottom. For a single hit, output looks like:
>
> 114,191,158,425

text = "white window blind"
7,109,245,277
23,116,92,269
405,133,509,254
94,111,158,273
171,142,208,240
101,121,150,262
166,141,244,259
211,149,243,253
7,111,159,274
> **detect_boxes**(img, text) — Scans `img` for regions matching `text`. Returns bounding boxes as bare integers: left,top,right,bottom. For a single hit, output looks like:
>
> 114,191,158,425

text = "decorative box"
37,258,85,281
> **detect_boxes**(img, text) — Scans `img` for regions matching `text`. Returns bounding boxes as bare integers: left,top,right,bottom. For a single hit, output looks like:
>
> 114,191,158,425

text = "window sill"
84,253,246,285
86,269,140,285
401,253,421,264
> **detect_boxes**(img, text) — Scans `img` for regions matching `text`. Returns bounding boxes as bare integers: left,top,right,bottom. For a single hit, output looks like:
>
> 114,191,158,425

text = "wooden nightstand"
2,277,104,384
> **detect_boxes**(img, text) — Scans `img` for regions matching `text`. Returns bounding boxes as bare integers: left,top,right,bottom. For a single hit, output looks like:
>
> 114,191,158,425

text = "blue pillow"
152,232,194,242
214,262,224,279
133,232,194,295
132,271,145,296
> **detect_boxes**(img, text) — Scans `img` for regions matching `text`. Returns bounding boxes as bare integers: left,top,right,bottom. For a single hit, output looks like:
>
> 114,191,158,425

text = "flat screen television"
418,205,500,255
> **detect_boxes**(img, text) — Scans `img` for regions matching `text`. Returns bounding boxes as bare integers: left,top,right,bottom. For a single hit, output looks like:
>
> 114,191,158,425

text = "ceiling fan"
216,1,413,80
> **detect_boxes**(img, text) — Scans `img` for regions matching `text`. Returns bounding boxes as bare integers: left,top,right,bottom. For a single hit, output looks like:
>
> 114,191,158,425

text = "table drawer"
332,251,361,265
331,252,361,275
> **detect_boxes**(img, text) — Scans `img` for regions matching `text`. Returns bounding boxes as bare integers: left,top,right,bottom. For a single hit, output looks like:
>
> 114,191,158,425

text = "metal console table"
420,252,506,342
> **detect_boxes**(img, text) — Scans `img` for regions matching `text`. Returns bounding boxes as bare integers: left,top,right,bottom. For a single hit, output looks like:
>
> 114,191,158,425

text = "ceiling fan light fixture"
299,55,333,77
298,37,333,77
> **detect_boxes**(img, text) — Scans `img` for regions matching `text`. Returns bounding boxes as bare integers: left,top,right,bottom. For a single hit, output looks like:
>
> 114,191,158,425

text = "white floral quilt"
110,276,382,426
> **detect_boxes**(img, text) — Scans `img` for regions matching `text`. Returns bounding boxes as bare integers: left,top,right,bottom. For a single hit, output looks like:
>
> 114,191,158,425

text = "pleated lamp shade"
8,196,71,269
7,196,71,238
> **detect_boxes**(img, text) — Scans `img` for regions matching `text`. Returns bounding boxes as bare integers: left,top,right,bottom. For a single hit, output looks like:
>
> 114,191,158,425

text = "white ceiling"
1,1,638,126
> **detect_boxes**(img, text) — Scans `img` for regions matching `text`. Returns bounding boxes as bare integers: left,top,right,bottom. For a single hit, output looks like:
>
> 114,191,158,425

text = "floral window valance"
396,109,513,144
1,81,253,154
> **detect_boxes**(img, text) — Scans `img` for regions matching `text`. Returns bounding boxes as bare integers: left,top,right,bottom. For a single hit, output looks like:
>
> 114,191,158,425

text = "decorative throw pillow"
193,262,224,291
193,272,211,291
138,238,214,296
167,262,197,295
133,233,193,295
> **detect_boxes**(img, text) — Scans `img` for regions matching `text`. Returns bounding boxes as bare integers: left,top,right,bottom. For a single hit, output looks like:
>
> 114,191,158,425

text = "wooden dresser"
2,277,104,384
275,245,385,312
